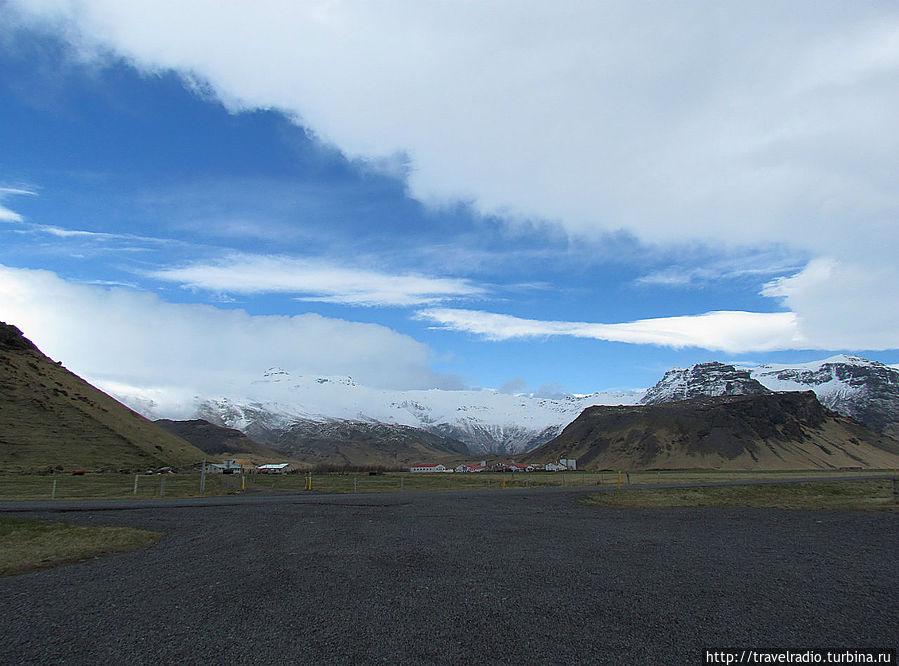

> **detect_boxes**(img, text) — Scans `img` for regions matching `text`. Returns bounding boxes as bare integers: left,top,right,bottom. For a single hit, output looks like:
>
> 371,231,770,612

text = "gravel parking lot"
2,489,897,664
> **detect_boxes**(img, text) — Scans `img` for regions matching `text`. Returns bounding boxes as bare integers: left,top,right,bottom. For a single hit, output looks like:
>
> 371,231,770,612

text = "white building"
257,463,294,474
454,464,487,473
206,459,243,474
409,464,448,473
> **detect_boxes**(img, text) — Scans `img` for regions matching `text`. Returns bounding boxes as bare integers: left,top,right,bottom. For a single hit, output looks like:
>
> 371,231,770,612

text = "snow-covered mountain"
112,355,899,458
750,355,899,437
131,368,643,455
640,362,769,405
638,356,899,439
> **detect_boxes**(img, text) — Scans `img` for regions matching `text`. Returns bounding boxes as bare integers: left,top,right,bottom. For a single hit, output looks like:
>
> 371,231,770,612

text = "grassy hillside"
155,419,286,460
0,323,207,472
526,392,899,471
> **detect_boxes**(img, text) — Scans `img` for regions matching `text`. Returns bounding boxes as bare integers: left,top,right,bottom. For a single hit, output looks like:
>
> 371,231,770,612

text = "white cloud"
5,2,895,247
418,308,803,354
634,250,805,288
5,2,898,350
0,187,35,222
0,207,22,223
762,258,899,351
0,265,458,398
147,254,484,307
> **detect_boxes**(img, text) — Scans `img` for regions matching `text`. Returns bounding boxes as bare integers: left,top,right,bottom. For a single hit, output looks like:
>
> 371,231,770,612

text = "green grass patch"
1,469,892,501
241,470,617,494
0,472,230,501
580,479,899,510
0,518,161,576
242,469,893,495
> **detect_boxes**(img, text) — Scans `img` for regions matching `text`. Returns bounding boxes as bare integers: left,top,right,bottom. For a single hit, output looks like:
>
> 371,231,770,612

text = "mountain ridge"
526,391,899,470
105,355,899,458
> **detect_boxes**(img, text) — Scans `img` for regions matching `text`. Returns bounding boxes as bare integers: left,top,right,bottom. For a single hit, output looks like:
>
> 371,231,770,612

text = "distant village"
203,458,578,475
205,460,294,475
409,459,577,473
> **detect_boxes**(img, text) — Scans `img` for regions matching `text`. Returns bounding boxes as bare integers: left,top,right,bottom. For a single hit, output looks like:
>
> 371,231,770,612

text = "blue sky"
1,2,898,400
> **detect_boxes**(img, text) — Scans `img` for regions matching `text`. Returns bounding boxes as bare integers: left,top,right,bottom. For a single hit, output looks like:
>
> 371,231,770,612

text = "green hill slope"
0,323,207,472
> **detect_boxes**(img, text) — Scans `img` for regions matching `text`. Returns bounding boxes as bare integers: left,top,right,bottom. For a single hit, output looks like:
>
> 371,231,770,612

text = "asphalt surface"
2,487,897,665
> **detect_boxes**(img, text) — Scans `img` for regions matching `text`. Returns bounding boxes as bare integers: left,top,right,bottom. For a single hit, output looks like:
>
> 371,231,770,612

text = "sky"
1,1,898,403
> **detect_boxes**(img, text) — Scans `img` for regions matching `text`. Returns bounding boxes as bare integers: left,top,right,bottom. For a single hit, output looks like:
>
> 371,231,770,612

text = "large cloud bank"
5,1,899,349
0,266,458,407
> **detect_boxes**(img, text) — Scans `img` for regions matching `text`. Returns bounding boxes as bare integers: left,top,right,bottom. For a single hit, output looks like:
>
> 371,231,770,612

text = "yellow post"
241,474,246,490
617,471,621,489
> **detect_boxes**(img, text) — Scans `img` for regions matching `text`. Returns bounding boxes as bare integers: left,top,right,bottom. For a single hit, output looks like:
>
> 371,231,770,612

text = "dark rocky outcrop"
641,361,770,405
526,391,899,470
154,419,282,458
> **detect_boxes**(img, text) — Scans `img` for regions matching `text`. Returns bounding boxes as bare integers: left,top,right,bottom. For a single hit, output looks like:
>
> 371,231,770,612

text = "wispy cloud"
0,187,36,222
417,308,803,354
2,214,185,249
147,254,486,307
635,251,806,288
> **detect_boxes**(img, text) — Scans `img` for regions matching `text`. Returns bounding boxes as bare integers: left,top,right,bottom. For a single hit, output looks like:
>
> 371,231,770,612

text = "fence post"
200,459,206,493
133,474,139,496
51,478,57,500
160,475,166,496
354,477,358,493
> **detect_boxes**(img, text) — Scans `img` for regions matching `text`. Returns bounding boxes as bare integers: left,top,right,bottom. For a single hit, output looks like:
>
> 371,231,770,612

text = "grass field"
1,468,896,501
241,468,897,495
0,472,230,500
580,478,899,511
0,518,161,576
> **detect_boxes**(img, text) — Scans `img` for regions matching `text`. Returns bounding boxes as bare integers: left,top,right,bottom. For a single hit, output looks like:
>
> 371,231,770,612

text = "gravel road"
2,489,897,664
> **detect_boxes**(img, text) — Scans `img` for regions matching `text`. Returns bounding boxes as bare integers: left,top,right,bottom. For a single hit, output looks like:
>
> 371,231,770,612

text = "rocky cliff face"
640,362,770,405
639,356,899,440
527,392,899,471
751,356,899,438
0,323,39,353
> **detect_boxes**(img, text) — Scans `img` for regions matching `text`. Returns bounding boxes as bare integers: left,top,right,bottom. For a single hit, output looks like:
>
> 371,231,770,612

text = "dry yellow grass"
580,479,899,510
0,518,161,576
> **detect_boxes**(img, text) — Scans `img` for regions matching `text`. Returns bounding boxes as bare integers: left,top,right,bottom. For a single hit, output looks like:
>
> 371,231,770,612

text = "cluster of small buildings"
205,459,294,475
409,458,577,473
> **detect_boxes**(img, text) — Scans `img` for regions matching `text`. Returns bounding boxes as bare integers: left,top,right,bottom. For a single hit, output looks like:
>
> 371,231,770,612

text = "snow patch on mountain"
640,362,769,405
749,355,899,434
107,354,899,456
117,369,643,455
